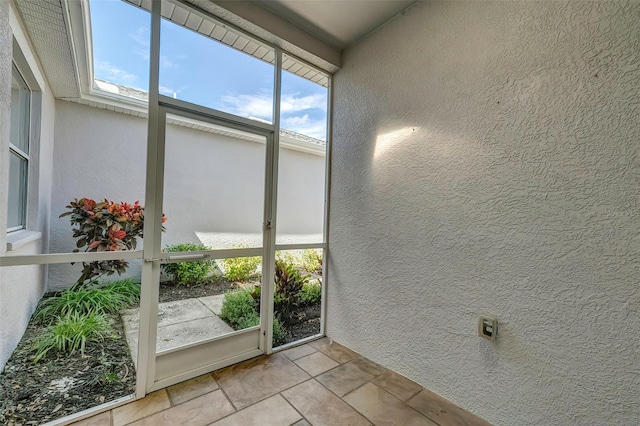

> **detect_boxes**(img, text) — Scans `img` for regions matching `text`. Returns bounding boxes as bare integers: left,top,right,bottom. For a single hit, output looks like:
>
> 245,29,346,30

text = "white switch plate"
478,315,498,340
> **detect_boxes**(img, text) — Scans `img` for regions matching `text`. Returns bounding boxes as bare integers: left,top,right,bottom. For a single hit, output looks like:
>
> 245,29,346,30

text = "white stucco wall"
49,100,325,289
327,2,640,425
0,2,55,369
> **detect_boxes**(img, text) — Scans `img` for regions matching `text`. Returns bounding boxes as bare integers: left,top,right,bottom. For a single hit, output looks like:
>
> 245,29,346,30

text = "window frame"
8,63,32,233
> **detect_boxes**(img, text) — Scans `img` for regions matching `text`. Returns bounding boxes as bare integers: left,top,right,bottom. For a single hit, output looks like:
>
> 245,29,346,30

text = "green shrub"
272,318,286,346
275,251,299,267
274,259,309,325
35,279,140,324
162,243,217,286
223,246,261,281
60,198,164,288
220,289,256,327
220,289,285,346
301,249,323,273
299,281,322,305
236,310,260,329
33,312,111,363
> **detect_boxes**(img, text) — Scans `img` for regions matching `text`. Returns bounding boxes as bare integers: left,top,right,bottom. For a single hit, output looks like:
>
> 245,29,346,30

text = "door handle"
144,253,209,263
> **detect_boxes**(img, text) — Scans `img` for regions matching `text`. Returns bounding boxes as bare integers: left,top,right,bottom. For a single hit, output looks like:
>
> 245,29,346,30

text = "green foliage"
275,251,299,267
223,246,261,281
235,310,260,329
301,249,323,273
35,279,140,324
272,318,286,346
220,289,285,346
274,259,310,325
60,198,165,288
162,243,218,286
220,289,257,327
33,312,111,363
299,281,322,305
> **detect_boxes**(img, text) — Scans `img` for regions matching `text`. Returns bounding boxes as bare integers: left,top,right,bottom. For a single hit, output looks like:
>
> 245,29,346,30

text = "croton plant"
60,198,166,288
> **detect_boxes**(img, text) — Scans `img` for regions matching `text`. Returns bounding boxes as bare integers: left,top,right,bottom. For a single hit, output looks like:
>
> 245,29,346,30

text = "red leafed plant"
60,198,166,288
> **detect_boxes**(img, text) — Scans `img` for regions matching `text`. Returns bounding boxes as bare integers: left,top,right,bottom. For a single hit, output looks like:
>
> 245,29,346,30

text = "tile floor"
72,338,490,426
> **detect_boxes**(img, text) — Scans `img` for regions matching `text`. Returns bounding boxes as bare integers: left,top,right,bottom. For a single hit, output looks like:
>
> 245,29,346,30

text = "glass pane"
156,255,262,353
162,114,266,249
276,59,328,245
90,0,151,96
0,261,140,423
272,249,323,348
159,16,274,121
10,66,30,153
8,151,27,229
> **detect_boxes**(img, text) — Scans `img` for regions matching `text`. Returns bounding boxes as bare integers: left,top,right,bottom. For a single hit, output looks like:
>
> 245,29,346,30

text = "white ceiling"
255,0,417,50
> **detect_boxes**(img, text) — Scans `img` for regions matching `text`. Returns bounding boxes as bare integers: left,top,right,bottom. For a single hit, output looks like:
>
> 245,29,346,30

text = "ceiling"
254,0,417,50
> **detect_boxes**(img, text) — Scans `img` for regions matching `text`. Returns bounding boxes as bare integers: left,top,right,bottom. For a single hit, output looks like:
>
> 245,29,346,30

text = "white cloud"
220,92,327,122
95,61,139,86
130,26,150,60
220,94,273,120
281,93,327,113
282,114,326,140
161,55,183,70
159,86,175,96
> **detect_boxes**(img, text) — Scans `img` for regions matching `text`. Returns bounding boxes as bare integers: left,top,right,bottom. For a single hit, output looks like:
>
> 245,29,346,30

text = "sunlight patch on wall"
374,126,420,160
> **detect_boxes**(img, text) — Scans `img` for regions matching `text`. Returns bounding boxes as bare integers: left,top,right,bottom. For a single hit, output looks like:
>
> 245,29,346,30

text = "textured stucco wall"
0,2,54,370
327,2,640,425
0,0,15,371
49,101,325,289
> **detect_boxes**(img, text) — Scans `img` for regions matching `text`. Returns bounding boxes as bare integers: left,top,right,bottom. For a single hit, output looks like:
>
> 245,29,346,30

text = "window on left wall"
8,64,31,231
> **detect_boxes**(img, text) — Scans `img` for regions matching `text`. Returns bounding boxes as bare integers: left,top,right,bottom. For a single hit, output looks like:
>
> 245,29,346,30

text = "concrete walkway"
121,294,232,367
195,232,323,248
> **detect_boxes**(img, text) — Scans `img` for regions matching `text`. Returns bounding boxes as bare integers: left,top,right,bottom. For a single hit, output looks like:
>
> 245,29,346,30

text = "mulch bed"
157,275,251,303
0,314,135,425
0,276,320,424
282,303,321,346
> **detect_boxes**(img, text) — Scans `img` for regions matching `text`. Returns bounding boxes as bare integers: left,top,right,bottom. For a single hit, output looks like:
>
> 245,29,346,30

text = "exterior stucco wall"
327,2,640,425
0,2,55,370
49,100,325,289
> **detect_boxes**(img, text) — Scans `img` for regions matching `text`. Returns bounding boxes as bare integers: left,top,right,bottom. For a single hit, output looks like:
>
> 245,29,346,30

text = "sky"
90,0,328,140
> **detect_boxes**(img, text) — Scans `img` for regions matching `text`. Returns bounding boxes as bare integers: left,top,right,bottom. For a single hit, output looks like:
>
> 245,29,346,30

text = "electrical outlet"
478,315,498,340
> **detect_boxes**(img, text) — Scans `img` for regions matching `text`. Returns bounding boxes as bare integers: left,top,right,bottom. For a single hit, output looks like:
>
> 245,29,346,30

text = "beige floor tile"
212,353,310,409
282,379,371,426
128,390,234,426
344,383,437,426
112,390,171,426
309,337,359,363
316,357,386,397
294,351,339,376
211,394,301,426
372,370,423,401
167,373,219,405
282,343,317,361
291,420,312,426
408,388,492,426
71,410,111,426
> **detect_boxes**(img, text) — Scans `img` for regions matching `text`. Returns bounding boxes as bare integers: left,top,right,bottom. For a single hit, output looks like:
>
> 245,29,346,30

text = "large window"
8,65,31,231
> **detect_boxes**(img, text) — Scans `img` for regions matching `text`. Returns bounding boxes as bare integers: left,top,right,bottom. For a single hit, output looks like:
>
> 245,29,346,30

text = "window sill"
6,230,42,251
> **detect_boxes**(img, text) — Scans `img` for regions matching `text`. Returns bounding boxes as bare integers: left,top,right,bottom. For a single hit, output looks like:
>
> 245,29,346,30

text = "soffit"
126,0,330,86
12,0,79,98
